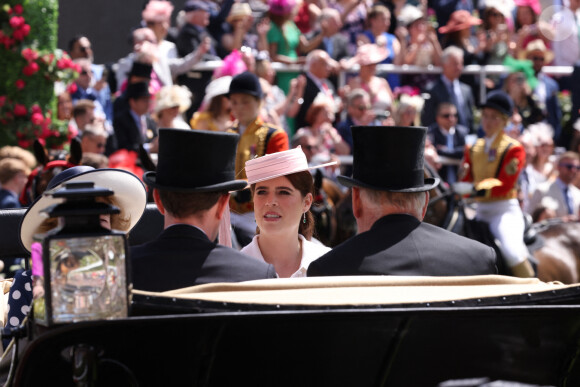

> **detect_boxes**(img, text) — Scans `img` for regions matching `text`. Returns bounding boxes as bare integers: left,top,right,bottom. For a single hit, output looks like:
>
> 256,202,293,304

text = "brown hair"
158,190,226,218
0,158,30,184
251,170,315,240
305,104,327,126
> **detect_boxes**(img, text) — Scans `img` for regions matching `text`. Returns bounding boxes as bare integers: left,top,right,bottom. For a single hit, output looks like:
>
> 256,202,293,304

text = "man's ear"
215,193,231,220
152,189,165,215
420,191,429,220
352,187,363,219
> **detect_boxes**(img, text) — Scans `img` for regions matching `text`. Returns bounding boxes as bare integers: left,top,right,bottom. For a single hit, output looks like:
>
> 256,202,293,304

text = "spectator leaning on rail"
307,125,498,277
460,90,534,278
131,129,277,292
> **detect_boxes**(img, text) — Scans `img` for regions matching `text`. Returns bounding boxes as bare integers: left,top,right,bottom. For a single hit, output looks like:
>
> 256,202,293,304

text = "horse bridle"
19,160,77,206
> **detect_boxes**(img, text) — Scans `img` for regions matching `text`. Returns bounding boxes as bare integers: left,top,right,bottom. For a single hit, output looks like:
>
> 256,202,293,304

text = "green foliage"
0,0,77,149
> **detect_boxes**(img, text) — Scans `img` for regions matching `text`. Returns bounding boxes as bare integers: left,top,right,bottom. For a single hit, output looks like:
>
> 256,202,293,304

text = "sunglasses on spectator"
96,143,106,149
559,163,580,171
80,46,91,52
530,56,545,62
303,145,317,151
356,105,371,111
81,70,91,76
439,113,458,119
488,11,502,17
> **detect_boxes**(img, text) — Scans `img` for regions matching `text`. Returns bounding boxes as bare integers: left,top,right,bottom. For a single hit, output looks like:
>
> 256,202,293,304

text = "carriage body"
3,276,580,386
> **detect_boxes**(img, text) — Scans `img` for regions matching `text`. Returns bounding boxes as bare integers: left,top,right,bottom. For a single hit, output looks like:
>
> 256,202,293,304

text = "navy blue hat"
338,126,439,192
228,71,263,99
143,129,247,193
184,0,210,12
128,62,152,79
481,90,514,117
126,81,151,100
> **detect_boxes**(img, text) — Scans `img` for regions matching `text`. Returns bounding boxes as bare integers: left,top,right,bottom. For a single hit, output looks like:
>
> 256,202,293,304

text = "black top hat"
129,62,152,79
481,90,513,117
228,71,263,99
338,126,440,192
143,129,248,192
126,82,151,100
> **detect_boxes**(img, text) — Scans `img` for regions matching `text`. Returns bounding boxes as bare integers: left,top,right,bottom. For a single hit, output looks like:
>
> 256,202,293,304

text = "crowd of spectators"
2,0,580,227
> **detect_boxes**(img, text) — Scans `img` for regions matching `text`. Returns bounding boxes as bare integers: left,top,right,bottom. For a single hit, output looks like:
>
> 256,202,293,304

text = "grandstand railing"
189,62,573,103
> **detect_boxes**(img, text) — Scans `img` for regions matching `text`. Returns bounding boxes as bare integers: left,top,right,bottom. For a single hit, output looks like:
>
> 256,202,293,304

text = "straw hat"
397,5,423,27
438,10,482,34
202,76,232,107
20,166,147,253
227,3,252,23
245,147,337,185
519,39,554,64
154,85,192,114
354,43,389,66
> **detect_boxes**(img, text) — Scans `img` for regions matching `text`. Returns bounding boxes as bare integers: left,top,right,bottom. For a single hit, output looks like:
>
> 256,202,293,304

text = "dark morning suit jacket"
307,214,497,277
421,78,475,133
113,108,157,152
535,74,562,143
131,224,277,292
427,123,468,183
295,73,334,130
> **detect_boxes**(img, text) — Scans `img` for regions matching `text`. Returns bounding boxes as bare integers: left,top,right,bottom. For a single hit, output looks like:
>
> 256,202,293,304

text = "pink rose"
67,83,78,94
31,112,44,126
41,127,52,137
57,57,70,70
30,104,41,114
21,48,39,62
20,24,30,37
22,62,39,76
15,79,25,89
13,104,28,117
12,29,24,41
13,5,23,14
9,16,25,29
0,96,6,106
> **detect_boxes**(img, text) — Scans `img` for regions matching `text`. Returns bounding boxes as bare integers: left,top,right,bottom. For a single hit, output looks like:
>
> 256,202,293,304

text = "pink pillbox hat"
245,147,337,185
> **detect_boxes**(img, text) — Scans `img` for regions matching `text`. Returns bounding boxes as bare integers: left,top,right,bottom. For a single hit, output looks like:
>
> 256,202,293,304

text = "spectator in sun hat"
131,128,277,292
190,76,233,132
152,85,192,130
307,125,497,277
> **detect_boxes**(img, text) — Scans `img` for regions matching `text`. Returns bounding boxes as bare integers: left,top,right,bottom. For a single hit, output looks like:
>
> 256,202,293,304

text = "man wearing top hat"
113,81,158,153
307,125,497,277
131,129,277,292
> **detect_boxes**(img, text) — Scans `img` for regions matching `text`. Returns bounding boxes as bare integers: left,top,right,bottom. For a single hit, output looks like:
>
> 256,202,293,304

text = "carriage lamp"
33,182,129,326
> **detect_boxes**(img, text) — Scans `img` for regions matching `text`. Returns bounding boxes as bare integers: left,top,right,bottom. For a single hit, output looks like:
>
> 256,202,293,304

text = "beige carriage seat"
132,275,574,306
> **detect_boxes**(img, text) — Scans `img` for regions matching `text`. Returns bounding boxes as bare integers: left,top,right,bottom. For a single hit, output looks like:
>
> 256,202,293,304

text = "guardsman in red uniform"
462,91,534,278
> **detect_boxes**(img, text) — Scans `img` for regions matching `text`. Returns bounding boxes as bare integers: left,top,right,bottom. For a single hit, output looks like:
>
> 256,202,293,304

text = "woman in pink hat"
439,10,483,66
241,147,336,278
343,43,394,115
512,0,548,57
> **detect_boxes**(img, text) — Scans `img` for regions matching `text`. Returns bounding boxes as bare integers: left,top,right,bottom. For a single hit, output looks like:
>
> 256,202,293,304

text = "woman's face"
230,93,260,125
253,176,312,237
408,19,426,38
370,12,390,32
316,104,335,124
516,6,535,27
486,8,504,29
400,107,417,126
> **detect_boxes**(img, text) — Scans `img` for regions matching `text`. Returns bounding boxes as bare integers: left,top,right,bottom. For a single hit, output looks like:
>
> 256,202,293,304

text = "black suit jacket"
131,224,277,292
421,78,475,132
427,123,468,184
295,73,333,130
307,214,497,277
113,108,157,152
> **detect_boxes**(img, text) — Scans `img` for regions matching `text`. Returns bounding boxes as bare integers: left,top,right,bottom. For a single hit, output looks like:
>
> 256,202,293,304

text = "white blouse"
241,234,331,278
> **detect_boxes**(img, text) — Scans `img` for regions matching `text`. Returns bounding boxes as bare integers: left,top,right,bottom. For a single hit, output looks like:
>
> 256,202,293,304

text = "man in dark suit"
524,40,563,146
427,102,468,185
131,129,277,292
294,50,338,131
421,46,475,132
113,82,157,153
176,0,221,115
307,125,497,277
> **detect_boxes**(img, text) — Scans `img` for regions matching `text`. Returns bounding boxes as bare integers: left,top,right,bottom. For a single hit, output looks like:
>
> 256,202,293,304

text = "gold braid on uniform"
256,126,269,157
